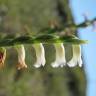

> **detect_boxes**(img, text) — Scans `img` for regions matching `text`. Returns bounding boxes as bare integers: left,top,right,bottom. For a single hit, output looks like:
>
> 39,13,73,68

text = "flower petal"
78,57,82,67
33,43,46,68
51,43,66,68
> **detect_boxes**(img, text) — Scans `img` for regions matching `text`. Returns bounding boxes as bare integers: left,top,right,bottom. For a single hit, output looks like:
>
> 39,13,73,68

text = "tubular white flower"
32,43,46,68
15,45,27,70
51,43,66,68
67,45,82,67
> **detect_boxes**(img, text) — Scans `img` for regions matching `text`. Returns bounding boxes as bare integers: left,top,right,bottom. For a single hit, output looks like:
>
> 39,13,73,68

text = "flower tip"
41,60,46,67
60,63,66,68
33,62,46,68
79,64,82,67
78,59,83,67
33,64,41,68
51,62,59,68
17,63,27,70
51,62,66,68
67,63,76,67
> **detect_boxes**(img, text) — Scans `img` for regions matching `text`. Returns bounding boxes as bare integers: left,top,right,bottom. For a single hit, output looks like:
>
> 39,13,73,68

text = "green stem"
0,34,88,47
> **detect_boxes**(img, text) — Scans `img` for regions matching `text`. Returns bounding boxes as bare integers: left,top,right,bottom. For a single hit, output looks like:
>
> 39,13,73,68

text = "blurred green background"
0,0,86,96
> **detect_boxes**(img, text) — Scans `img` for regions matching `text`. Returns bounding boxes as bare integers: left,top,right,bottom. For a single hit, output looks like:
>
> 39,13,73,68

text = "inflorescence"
0,16,96,70
0,34,87,70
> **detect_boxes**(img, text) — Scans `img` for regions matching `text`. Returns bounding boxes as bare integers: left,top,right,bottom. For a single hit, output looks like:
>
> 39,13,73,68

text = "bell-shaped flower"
15,45,27,70
0,47,6,68
67,45,82,67
32,43,46,68
51,43,66,68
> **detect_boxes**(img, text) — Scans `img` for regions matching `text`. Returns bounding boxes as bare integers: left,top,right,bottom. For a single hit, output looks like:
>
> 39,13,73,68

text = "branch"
42,17,96,34
0,17,93,47
75,18,96,28
0,34,88,47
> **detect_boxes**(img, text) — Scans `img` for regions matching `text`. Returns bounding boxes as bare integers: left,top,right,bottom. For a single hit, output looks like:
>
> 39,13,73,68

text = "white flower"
32,43,46,68
67,45,82,67
15,45,27,70
51,43,66,68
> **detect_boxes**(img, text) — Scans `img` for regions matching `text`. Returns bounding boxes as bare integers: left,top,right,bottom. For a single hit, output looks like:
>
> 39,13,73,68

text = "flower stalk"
0,35,87,47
